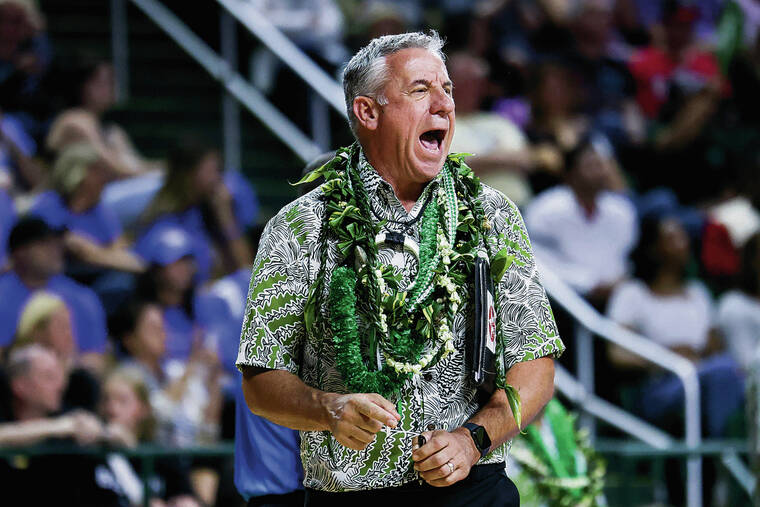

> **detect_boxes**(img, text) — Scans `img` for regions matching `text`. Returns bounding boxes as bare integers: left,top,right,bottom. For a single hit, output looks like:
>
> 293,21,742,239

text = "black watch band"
462,422,492,459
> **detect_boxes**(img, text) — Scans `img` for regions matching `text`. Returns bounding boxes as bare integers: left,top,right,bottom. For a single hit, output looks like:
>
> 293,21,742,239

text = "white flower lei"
380,182,459,377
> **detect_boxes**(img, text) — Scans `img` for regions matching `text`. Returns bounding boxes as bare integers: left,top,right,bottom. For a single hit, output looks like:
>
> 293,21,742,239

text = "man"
0,217,108,371
237,31,563,506
525,136,637,305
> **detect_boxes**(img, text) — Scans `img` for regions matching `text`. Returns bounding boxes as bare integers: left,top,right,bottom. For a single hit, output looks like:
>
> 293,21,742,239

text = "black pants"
247,490,305,507
304,463,519,507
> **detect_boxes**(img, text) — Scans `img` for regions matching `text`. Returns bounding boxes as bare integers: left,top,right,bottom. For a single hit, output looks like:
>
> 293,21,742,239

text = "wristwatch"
462,422,492,459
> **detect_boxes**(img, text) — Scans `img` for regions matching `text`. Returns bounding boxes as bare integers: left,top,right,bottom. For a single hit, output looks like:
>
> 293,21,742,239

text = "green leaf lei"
511,400,606,506
299,143,522,427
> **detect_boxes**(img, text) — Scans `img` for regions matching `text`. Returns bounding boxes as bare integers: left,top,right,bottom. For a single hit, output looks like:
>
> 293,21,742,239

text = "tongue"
420,132,439,151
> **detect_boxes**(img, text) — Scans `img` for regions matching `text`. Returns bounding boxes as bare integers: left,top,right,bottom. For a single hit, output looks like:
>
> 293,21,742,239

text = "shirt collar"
356,149,444,222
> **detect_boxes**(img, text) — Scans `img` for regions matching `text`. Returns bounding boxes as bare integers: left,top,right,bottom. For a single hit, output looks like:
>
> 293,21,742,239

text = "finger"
412,431,449,462
414,446,456,472
344,435,371,451
355,413,384,434
364,393,400,420
347,425,376,445
426,466,467,488
412,431,433,452
354,398,398,427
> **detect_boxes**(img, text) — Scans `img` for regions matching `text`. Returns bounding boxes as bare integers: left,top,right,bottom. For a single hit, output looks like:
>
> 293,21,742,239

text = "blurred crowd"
1,0,760,505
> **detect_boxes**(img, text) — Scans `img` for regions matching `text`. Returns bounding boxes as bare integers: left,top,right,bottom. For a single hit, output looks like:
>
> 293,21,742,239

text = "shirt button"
426,423,436,431
423,372,433,381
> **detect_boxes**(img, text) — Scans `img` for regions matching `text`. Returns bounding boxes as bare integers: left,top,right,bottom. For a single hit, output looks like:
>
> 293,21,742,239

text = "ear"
353,96,381,131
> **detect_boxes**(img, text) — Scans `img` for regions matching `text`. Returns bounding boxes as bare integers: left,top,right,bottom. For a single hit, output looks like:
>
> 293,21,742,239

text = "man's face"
14,236,64,278
371,47,455,185
15,350,66,415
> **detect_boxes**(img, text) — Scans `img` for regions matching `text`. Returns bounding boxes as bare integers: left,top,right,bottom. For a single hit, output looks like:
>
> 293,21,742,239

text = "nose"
430,86,454,117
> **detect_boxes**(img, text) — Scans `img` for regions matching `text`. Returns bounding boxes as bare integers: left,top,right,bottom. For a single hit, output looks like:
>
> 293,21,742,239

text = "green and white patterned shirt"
236,150,564,492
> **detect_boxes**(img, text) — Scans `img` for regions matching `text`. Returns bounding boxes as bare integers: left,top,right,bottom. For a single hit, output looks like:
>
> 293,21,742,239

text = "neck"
363,150,426,213
15,267,49,290
67,192,92,213
157,287,184,307
570,185,598,217
649,269,684,294
129,346,161,375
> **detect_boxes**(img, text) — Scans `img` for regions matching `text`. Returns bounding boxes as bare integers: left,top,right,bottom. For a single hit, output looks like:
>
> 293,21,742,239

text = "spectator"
447,51,536,207
628,0,725,204
133,224,204,362
14,291,74,364
0,0,51,136
111,299,167,384
0,344,109,504
0,344,101,444
525,137,638,304
110,298,222,503
563,0,645,146
0,186,15,270
0,217,108,370
524,61,587,193
45,55,160,177
29,142,145,278
227,223,304,506
1,107,43,190
138,139,254,282
100,366,201,506
607,216,744,437
716,232,760,372
248,0,347,92
12,290,101,411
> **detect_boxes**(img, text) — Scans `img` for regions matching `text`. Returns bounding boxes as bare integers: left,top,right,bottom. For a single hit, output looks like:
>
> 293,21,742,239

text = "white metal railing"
214,0,346,115
540,265,703,507
111,0,325,164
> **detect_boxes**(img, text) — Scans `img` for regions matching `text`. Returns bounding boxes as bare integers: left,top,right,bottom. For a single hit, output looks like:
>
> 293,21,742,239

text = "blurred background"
0,0,759,506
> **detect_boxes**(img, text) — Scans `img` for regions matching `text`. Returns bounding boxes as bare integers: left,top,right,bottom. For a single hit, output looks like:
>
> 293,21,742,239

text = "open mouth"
419,129,446,153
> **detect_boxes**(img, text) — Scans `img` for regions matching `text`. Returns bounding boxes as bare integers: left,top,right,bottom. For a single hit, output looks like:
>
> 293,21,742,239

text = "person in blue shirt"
234,381,304,507
202,269,304,507
0,187,16,271
137,138,257,283
133,223,207,361
29,142,145,276
196,224,303,506
1,110,44,191
0,217,108,372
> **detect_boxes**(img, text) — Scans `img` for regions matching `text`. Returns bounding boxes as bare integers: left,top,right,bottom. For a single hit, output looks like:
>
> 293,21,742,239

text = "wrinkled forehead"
385,47,450,88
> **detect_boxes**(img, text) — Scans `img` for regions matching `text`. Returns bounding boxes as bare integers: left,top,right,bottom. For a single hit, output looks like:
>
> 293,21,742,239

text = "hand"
322,393,400,451
209,183,234,218
70,411,106,445
412,428,480,487
103,422,137,448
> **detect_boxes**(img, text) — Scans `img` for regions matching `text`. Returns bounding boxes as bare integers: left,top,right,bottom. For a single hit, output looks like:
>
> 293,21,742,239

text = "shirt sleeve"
236,201,312,374
483,187,565,370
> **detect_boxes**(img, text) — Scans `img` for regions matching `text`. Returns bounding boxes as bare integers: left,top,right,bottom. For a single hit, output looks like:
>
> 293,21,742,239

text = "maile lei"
297,143,522,429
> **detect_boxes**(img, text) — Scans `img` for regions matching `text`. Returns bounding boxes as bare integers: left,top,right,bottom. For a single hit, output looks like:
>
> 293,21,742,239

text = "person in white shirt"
607,216,744,437
525,136,638,304
716,232,760,373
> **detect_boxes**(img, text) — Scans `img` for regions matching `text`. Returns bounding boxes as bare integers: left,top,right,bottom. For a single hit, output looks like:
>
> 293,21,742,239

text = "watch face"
472,426,486,446
467,423,491,455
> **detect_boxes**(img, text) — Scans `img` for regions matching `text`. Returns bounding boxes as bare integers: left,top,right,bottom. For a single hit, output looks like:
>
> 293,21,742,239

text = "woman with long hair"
137,138,252,282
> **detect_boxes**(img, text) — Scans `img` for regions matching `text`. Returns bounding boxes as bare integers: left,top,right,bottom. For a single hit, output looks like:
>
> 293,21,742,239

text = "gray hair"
6,344,49,381
342,31,446,136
